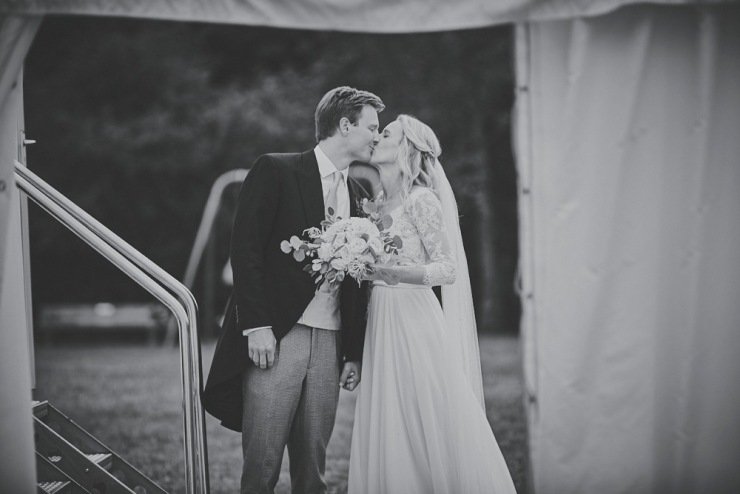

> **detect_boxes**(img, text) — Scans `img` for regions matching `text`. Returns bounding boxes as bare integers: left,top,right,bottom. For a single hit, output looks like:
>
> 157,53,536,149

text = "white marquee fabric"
0,0,734,32
0,14,42,494
516,5,740,493
0,15,38,295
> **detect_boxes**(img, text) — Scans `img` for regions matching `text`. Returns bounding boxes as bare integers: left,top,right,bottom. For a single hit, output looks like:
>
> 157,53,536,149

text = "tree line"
25,17,519,333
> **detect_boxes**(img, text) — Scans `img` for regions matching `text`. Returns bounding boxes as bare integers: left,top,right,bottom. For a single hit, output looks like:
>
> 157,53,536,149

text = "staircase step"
46,453,113,469
34,417,135,494
36,452,89,494
33,402,168,493
37,481,70,494
33,400,49,420
85,453,112,469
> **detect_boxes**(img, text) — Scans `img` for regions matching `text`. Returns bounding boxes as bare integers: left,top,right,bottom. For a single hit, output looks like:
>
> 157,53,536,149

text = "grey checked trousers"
241,324,341,494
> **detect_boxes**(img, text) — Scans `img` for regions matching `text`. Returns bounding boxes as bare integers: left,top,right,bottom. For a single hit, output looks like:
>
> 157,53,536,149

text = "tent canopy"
0,0,735,32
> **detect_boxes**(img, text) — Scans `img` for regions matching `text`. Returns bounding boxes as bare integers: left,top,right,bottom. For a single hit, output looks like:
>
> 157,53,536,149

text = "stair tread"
46,452,111,465
35,402,167,493
32,400,49,419
37,481,70,494
85,452,112,465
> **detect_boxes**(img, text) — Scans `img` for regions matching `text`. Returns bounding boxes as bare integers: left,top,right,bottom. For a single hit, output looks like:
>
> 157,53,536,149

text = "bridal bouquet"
281,202,402,286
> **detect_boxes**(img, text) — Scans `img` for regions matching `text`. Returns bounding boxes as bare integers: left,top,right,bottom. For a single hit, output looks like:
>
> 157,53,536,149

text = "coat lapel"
297,149,325,228
348,174,373,217
348,178,360,217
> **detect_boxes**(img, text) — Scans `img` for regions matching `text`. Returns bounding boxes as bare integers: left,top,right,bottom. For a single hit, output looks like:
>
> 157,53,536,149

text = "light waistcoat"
296,145,350,330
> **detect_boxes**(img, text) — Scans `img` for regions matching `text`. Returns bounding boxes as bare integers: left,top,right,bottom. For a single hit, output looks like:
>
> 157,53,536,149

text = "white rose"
367,237,383,254
333,232,347,247
351,218,375,234
348,237,368,254
332,219,351,233
331,258,349,271
317,243,333,261
335,245,350,260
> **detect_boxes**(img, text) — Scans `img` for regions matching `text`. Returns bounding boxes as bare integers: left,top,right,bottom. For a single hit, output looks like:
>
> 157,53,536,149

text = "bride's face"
369,121,403,168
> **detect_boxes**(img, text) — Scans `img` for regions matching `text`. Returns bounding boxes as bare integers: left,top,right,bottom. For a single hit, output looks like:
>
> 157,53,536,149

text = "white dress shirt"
243,145,350,336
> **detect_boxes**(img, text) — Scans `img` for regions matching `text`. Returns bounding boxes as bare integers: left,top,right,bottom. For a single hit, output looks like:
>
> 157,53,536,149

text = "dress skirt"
347,283,517,494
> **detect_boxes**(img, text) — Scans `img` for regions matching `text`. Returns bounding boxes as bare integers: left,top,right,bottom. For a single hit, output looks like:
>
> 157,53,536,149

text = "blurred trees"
24,17,519,333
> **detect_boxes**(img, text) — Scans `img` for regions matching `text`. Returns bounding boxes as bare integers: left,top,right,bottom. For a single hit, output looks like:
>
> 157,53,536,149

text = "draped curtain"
0,15,39,293
516,5,740,493
0,0,733,32
0,14,42,494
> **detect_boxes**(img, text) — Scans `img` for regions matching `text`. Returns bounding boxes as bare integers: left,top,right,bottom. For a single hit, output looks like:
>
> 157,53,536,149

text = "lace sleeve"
407,188,456,286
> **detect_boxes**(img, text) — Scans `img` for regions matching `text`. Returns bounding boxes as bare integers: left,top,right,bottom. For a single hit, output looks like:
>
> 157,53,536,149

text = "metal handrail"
14,161,209,494
162,168,247,344
183,168,248,290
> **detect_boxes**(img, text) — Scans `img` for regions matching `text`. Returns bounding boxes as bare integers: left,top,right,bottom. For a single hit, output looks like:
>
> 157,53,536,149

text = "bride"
347,115,517,493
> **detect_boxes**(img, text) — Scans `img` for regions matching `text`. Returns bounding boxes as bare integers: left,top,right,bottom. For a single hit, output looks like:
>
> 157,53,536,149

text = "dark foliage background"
24,17,519,334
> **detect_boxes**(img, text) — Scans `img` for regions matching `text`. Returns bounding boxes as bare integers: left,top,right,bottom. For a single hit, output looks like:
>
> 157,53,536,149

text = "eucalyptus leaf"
380,214,393,230
362,200,378,215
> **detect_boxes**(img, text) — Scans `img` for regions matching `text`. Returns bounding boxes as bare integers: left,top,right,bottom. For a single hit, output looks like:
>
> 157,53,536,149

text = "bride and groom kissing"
203,86,516,493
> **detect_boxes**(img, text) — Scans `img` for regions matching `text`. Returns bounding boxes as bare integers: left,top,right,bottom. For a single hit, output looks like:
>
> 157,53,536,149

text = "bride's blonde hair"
394,115,441,202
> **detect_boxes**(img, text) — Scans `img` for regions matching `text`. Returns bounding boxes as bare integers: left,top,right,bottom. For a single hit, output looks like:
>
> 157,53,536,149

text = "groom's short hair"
315,86,385,142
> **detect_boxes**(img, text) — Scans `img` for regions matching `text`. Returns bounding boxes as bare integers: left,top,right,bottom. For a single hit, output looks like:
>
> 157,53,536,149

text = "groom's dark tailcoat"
203,150,369,432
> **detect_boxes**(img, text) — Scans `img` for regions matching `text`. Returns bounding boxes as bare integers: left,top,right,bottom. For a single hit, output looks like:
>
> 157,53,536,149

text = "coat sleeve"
230,155,280,331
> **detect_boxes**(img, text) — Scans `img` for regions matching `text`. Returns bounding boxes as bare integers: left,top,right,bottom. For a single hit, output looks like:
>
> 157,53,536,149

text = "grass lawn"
34,334,528,493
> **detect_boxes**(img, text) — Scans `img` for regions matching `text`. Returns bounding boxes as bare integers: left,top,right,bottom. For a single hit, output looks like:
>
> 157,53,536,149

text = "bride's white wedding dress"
348,187,516,494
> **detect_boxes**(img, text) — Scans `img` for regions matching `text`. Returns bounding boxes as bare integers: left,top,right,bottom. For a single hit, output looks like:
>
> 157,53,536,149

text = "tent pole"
514,22,537,494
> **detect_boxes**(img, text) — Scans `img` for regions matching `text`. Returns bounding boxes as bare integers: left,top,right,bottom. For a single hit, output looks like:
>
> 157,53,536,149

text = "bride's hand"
365,264,400,285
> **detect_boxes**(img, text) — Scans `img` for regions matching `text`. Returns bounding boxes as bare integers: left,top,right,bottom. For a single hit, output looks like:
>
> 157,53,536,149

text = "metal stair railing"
160,168,247,344
183,168,248,290
14,160,209,494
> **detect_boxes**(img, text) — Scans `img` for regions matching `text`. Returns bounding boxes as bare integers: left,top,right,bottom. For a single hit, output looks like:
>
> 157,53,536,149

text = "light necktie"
325,170,344,219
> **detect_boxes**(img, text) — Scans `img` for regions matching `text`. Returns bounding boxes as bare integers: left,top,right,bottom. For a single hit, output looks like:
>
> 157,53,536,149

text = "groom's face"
345,105,380,163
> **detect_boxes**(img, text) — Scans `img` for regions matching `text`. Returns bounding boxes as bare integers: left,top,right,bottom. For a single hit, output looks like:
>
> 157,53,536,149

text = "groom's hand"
247,328,277,369
340,361,361,391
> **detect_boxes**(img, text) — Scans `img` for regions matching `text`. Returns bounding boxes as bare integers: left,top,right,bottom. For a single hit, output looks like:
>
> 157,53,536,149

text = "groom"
203,86,384,493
